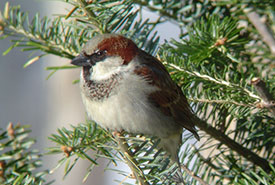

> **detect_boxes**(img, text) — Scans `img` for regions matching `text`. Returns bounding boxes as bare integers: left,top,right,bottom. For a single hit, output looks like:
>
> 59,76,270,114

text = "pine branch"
0,123,50,184
251,77,275,117
165,62,261,101
0,2,76,59
245,10,275,54
133,0,178,20
133,0,213,25
75,0,103,33
1,1,274,184
180,164,209,185
189,98,255,107
194,117,271,172
114,132,149,185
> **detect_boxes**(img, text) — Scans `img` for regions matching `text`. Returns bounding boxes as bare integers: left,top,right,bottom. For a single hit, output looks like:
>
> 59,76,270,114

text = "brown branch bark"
251,77,275,117
246,11,275,54
114,133,149,185
180,164,209,185
194,117,271,172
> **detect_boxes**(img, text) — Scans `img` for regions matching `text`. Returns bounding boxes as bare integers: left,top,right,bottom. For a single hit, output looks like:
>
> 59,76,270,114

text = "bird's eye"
90,50,107,63
95,50,106,56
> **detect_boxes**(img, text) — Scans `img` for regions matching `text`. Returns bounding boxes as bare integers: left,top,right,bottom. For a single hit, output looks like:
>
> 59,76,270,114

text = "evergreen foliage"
0,0,274,184
0,123,50,185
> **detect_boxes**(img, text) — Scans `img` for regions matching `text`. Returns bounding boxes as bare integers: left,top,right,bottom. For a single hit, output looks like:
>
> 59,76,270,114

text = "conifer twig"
180,164,209,185
189,98,255,107
194,117,271,172
6,24,76,57
114,132,149,185
76,0,103,33
133,0,178,21
165,63,261,101
246,11,275,54
251,77,275,117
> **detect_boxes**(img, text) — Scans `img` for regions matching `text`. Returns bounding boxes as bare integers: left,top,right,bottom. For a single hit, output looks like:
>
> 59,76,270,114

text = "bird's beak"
71,54,91,67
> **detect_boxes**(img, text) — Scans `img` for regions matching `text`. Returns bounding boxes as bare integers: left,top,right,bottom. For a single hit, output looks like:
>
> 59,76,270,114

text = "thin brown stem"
246,11,275,54
180,164,209,185
251,77,275,117
114,133,149,185
76,0,103,33
194,117,271,172
189,98,255,108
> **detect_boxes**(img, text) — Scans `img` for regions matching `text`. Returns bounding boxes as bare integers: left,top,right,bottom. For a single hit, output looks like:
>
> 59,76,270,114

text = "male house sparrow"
71,34,199,162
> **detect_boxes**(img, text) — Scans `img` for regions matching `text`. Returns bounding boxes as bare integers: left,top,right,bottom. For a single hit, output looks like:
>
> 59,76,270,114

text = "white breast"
80,63,178,137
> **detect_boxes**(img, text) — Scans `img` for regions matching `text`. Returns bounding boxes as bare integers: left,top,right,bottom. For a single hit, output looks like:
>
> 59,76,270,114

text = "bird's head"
71,34,139,80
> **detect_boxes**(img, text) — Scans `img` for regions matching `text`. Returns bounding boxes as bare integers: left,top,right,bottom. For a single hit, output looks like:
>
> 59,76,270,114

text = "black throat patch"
82,66,120,101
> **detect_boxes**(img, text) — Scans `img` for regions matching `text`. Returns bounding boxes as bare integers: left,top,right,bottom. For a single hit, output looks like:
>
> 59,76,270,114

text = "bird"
71,33,199,163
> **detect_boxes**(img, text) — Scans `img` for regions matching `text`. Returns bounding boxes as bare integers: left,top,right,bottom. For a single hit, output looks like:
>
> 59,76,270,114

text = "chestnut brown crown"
71,34,139,67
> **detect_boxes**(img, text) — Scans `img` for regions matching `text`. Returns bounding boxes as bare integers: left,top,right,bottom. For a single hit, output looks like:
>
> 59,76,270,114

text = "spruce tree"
0,0,274,184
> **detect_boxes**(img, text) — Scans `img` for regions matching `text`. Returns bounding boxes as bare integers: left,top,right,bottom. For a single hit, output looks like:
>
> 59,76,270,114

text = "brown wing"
135,50,200,140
